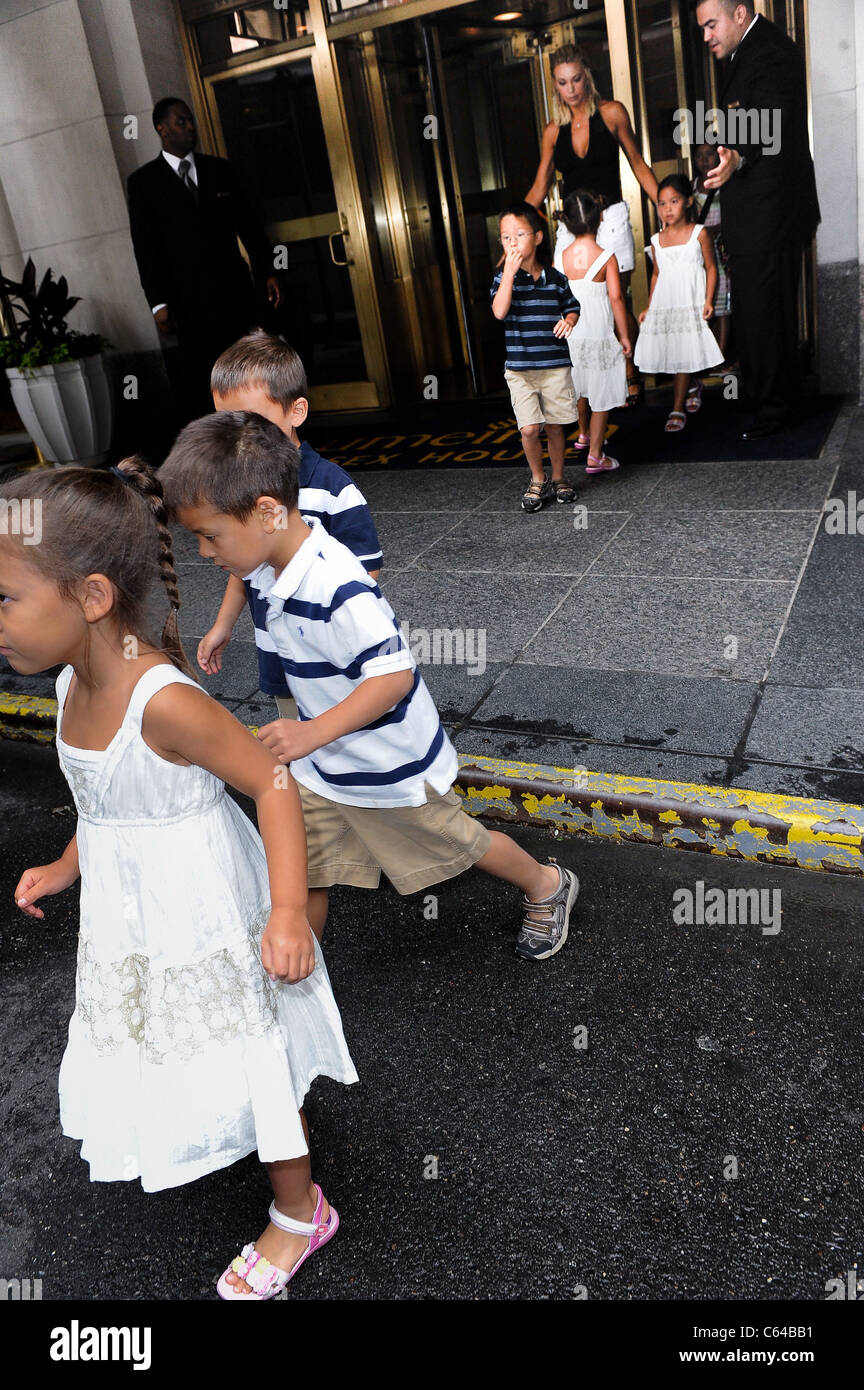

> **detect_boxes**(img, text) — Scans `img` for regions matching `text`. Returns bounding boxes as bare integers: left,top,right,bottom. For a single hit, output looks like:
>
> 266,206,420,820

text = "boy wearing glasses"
491,201,580,512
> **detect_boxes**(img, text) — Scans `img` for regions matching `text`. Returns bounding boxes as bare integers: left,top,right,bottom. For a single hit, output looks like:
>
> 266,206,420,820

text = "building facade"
0,0,860,417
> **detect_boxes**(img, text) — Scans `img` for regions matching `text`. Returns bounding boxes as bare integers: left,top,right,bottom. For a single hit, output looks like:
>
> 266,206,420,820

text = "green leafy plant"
0,258,108,372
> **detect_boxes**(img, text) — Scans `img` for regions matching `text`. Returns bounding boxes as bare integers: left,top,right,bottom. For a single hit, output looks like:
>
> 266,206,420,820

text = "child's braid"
112,457,197,680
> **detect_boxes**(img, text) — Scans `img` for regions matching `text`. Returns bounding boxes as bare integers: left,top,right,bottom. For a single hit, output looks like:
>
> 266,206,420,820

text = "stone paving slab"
1,402,861,804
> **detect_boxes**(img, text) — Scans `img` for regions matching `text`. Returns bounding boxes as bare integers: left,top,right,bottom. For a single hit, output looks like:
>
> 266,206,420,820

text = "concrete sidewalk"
3,400,861,799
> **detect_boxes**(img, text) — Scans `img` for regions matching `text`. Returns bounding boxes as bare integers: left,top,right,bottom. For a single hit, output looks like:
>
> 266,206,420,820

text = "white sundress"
54,662,359,1193
634,223,724,376
566,247,628,413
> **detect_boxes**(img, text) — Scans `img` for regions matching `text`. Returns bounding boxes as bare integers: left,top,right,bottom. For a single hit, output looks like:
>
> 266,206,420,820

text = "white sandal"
216,1184,339,1300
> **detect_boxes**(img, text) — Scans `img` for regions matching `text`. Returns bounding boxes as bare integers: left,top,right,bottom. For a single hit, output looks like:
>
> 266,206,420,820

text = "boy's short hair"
210,329,308,412
498,201,551,265
160,410,300,519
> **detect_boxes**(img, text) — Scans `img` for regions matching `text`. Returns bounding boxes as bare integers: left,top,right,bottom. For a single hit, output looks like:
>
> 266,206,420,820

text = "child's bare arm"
143,686,314,983
604,256,631,354
491,247,523,318
639,258,659,324
14,834,80,919
257,668,416,765
198,574,247,675
698,227,718,317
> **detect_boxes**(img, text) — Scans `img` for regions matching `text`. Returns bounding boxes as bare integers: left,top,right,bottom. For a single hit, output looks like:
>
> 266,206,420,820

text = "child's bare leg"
474,830,560,902
307,886,329,942
545,423,567,481
717,316,730,359
577,397,591,438
520,423,546,484
589,409,609,459
620,273,640,386
225,1109,328,1296
672,373,690,415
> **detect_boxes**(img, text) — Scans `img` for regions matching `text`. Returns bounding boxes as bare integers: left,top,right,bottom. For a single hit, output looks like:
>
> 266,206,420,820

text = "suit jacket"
127,152,273,336
718,15,820,256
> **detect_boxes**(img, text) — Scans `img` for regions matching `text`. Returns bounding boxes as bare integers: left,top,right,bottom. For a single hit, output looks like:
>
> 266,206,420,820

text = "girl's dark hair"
498,201,552,266
555,188,605,238
0,458,195,678
657,173,695,221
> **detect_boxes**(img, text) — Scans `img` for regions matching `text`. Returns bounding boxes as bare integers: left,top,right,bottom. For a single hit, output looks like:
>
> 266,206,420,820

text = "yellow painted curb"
454,754,864,877
0,692,59,745
2,692,862,876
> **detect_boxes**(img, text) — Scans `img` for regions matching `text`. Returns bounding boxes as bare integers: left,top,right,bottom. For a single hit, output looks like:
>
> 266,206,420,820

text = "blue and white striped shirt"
253,519,458,808
244,439,383,696
490,265,579,370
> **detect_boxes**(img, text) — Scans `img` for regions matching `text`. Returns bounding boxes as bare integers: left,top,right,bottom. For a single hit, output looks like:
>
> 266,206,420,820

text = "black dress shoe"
738,420,784,441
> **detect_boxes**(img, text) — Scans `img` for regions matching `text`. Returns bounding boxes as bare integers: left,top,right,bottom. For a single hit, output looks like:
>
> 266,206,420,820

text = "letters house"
0,0,859,421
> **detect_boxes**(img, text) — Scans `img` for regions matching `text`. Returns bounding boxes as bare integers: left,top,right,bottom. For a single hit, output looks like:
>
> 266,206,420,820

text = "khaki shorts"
275,695,299,720
296,780,492,897
504,366,577,430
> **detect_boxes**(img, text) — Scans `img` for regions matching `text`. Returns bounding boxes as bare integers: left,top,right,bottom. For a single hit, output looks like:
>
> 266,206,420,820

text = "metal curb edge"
2,692,862,876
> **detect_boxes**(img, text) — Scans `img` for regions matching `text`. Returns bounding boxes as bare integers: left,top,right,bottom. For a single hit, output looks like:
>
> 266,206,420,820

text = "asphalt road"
1,735,863,1306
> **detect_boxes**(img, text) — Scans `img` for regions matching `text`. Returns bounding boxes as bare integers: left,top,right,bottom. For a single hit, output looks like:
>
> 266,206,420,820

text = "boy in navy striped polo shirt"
491,202,580,513
162,411,580,964
196,331,382,715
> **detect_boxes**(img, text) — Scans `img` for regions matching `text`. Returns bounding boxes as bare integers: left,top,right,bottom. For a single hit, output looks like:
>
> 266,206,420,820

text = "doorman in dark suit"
127,98,281,421
696,0,820,439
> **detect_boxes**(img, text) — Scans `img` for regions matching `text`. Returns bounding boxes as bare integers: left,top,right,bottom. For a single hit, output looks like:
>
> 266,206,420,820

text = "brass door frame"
350,32,427,384
176,0,391,411
423,23,478,390
608,0,650,311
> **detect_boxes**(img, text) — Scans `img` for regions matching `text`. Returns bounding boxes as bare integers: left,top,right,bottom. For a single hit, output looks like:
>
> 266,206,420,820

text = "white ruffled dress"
634,223,724,375
54,663,358,1192
565,247,628,412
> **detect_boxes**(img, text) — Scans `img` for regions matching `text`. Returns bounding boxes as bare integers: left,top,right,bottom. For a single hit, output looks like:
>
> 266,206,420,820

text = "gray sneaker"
515,859,579,961
521,477,554,513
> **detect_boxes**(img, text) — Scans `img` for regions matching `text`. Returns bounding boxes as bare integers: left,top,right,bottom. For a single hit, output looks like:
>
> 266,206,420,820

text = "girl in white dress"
557,188,632,473
634,173,723,433
1,459,358,1301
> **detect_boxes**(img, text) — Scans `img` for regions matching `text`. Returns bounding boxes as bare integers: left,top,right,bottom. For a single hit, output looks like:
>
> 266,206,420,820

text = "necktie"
177,158,197,202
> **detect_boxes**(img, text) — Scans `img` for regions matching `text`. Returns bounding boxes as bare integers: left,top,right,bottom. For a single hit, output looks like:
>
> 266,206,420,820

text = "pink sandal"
685,382,703,413
585,453,620,474
665,411,686,433
216,1184,339,1300
574,433,590,452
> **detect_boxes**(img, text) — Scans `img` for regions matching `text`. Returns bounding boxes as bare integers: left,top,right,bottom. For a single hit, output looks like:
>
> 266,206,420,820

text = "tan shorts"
275,695,299,720
296,780,492,897
504,366,578,430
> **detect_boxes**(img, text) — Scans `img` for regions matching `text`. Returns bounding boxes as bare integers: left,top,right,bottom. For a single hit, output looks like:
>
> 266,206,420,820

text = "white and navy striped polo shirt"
244,438,382,695
253,519,458,809
490,265,579,370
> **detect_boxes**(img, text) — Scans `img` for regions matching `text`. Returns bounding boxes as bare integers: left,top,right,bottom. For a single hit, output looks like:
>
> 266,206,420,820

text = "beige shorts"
296,780,492,896
275,695,299,720
504,366,578,430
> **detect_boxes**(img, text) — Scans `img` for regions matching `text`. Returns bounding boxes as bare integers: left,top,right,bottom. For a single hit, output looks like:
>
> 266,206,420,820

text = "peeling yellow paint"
3,694,864,878
788,821,859,848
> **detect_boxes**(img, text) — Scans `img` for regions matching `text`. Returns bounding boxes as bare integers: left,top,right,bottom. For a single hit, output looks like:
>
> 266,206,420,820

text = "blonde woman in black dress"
526,43,658,406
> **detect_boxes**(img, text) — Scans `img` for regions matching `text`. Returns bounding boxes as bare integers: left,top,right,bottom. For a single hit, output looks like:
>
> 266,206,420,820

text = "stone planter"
5,355,113,466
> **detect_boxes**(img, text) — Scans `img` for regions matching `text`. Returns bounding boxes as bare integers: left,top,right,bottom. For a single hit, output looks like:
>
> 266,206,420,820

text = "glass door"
204,52,389,410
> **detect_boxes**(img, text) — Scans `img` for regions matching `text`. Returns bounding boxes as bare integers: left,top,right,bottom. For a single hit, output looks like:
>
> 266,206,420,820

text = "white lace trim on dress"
75,910,283,1063
570,337,625,371
640,305,706,336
